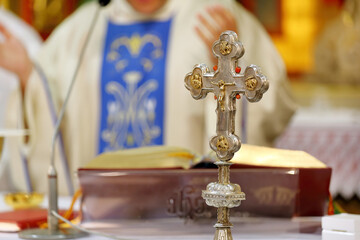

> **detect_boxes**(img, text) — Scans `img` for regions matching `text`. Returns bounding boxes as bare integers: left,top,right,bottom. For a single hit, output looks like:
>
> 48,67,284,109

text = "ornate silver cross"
185,31,269,240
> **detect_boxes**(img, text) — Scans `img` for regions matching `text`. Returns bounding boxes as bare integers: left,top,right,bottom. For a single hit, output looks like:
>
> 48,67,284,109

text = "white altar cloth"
276,81,360,199
0,192,322,240
0,232,321,240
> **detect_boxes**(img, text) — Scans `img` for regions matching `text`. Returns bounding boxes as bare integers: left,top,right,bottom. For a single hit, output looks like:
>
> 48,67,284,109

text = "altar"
0,192,322,240
0,30,326,240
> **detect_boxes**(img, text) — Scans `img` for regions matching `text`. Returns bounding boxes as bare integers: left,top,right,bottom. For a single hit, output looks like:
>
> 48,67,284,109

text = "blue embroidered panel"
98,18,172,153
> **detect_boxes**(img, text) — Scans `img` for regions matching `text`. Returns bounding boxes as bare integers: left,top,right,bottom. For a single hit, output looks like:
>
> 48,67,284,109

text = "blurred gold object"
33,0,66,35
0,0,10,9
5,192,44,209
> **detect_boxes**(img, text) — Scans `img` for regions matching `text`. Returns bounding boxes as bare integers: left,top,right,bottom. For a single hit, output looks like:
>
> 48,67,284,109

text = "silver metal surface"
184,31,269,240
48,166,59,232
19,228,87,239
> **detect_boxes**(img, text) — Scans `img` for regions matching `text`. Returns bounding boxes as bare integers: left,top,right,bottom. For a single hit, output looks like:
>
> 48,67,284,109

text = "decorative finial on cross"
184,31,269,240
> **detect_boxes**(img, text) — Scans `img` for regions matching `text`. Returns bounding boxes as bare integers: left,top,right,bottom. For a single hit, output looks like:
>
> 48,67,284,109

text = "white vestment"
9,0,296,195
0,8,42,191
0,8,42,127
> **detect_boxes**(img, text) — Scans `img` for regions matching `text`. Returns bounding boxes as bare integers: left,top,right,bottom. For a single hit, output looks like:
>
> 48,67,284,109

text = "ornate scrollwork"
245,77,258,91
220,40,232,55
190,73,202,89
202,182,245,208
216,136,229,151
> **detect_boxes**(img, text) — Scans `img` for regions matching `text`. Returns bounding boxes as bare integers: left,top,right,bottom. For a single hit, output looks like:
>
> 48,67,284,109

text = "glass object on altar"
0,129,29,156
0,129,44,209
0,129,28,177
0,136,3,161
78,168,300,221
78,167,330,222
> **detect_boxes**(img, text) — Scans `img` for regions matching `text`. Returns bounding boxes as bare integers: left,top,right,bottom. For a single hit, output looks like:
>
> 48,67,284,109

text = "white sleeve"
8,66,55,193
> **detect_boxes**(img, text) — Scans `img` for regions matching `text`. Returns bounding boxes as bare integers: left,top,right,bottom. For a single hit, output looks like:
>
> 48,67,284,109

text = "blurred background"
1,0,359,213
0,0,350,72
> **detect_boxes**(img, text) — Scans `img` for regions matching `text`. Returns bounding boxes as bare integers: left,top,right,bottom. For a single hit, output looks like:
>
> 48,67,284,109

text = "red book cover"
0,209,73,232
0,209,48,232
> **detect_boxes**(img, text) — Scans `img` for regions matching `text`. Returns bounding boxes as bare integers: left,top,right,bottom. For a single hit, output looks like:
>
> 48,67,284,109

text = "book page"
231,144,327,168
83,146,200,170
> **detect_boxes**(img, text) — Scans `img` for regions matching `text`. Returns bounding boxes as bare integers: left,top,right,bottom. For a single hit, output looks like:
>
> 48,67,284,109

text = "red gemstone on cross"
213,65,218,71
236,94,241,99
214,95,217,100
235,67,241,73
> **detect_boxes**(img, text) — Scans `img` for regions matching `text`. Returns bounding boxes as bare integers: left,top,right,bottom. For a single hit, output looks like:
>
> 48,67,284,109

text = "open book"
82,144,328,170
231,144,327,168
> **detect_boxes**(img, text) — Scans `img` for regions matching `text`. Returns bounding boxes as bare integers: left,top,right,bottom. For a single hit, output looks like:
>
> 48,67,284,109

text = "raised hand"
0,23,32,95
195,5,238,64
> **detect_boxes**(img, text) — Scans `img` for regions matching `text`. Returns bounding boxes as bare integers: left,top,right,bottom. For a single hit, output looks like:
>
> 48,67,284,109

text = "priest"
2,0,296,194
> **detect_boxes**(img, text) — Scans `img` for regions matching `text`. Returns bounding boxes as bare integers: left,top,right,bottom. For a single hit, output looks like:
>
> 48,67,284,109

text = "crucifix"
185,31,269,240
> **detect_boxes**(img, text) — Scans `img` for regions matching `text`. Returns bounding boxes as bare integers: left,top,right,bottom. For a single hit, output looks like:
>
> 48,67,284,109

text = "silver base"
19,228,87,239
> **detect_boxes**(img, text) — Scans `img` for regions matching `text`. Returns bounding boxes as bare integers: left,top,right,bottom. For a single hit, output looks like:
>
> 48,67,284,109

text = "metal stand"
202,162,245,240
19,228,86,240
19,167,87,239
19,4,105,239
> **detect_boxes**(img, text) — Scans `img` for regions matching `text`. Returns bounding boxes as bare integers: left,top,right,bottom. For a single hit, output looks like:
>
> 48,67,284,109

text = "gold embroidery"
110,33,162,57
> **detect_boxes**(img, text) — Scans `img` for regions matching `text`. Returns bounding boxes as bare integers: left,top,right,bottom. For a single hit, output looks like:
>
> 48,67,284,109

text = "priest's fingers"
195,25,212,49
206,5,237,33
0,25,32,90
194,26,217,64
197,13,219,37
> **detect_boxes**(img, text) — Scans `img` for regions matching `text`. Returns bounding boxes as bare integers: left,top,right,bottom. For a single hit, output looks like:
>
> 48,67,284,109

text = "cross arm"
184,63,215,100
240,65,269,102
